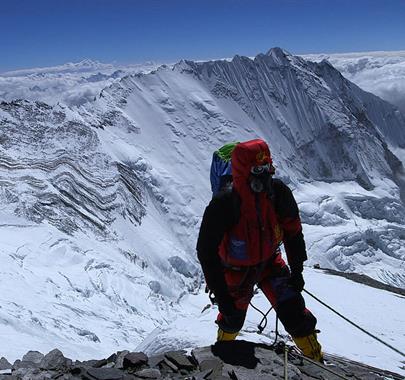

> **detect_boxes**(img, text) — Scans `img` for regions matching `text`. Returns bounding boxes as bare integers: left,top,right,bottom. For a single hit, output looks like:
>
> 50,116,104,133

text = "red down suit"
197,139,317,337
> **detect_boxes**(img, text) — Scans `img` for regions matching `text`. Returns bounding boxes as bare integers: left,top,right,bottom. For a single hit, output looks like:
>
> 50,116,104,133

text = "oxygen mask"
249,164,272,193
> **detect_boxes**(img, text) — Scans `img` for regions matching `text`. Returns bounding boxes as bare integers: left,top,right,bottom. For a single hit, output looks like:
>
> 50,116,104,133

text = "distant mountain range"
302,50,405,115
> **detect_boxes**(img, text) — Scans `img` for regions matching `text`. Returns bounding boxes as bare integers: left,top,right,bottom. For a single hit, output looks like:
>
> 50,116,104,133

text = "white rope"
303,289,405,358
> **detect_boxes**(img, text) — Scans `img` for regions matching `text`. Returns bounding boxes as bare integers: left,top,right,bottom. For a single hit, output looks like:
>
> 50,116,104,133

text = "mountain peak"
264,47,293,64
69,58,106,68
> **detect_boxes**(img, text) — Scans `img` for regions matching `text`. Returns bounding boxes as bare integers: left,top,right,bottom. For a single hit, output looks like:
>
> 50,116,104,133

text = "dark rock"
102,362,116,369
40,349,72,370
164,351,195,370
147,355,165,368
168,255,197,278
114,351,129,369
12,360,39,370
0,370,13,379
161,358,178,373
93,359,108,368
299,360,339,379
70,365,84,375
12,367,45,379
122,352,148,370
106,353,117,364
11,360,20,370
0,358,12,370
322,268,405,297
84,367,125,380
81,359,104,368
133,368,161,379
191,368,213,380
192,347,215,366
0,343,401,380
75,357,111,369
22,351,44,364
254,346,284,367
199,358,223,378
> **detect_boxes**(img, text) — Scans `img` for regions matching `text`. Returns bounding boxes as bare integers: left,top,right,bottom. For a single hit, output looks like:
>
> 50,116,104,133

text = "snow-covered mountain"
302,50,405,115
0,59,160,107
87,47,405,284
0,48,404,373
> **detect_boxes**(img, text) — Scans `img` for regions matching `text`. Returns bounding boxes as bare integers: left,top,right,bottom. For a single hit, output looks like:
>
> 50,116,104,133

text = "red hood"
231,139,272,193
220,139,278,266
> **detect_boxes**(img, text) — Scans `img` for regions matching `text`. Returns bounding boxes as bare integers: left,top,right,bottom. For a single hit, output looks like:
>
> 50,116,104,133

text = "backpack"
210,142,239,196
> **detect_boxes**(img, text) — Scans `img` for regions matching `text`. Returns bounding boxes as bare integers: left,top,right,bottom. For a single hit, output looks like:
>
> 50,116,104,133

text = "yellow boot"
292,331,323,362
217,328,239,341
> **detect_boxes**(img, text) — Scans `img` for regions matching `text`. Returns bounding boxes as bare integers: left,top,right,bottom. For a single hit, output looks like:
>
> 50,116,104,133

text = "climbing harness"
303,288,405,358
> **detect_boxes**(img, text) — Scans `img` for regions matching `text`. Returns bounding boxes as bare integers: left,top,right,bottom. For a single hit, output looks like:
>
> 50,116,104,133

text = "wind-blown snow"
0,49,404,374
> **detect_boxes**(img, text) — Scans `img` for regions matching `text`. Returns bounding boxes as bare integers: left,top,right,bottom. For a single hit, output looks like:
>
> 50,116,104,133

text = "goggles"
251,163,271,175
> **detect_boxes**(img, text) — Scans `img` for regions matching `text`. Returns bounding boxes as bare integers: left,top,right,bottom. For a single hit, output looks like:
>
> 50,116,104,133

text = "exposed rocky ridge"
1,342,403,380
318,266,405,296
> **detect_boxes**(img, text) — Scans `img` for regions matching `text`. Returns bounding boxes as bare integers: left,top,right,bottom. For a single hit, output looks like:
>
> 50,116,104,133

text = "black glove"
288,272,305,292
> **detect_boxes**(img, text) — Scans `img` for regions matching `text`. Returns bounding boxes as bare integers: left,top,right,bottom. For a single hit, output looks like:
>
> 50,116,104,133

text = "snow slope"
89,47,405,285
302,50,405,115
136,268,405,375
0,48,404,373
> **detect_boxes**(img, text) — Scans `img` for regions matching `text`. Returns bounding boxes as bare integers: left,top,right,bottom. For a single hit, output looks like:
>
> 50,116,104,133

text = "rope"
274,315,279,344
249,300,273,334
303,288,405,358
284,344,288,380
324,352,405,380
288,347,349,380
249,299,281,348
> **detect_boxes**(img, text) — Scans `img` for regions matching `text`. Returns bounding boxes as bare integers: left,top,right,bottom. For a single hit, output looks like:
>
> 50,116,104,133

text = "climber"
196,139,323,362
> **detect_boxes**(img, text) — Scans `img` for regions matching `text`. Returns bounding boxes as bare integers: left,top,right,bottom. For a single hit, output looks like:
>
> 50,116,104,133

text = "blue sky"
1,0,405,72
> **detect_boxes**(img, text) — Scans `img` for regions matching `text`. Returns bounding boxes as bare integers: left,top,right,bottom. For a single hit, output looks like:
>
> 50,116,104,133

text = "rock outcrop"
0,341,402,380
